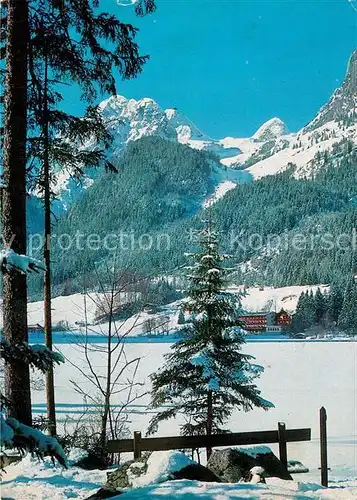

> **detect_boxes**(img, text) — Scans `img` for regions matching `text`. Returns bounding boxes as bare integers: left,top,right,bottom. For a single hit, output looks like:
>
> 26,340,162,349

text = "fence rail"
108,423,311,464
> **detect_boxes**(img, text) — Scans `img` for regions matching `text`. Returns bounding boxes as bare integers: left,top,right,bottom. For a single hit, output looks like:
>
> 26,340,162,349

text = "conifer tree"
0,339,67,467
292,290,318,333
292,292,310,332
292,291,306,332
338,278,357,336
177,309,185,325
327,284,344,325
314,287,327,325
32,55,115,437
308,290,316,315
148,218,273,459
23,0,156,434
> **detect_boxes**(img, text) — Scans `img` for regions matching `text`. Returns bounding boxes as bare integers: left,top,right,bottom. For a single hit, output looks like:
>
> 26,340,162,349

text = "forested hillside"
212,141,357,287
27,137,215,294
26,136,356,299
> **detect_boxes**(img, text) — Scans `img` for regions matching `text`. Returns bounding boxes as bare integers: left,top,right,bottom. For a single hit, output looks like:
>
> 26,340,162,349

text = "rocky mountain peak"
344,49,357,94
252,117,288,142
98,95,176,151
164,107,210,143
305,48,357,132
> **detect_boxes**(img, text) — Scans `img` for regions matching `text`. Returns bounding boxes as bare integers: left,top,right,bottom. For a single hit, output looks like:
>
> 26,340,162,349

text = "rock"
0,453,22,469
107,451,219,489
106,455,149,489
172,463,221,483
74,453,108,470
207,446,293,482
85,487,121,499
207,448,243,483
287,459,309,474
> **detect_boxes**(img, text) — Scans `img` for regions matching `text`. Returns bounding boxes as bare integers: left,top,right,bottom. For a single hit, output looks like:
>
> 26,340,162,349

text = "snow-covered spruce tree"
0,249,67,466
148,217,273,458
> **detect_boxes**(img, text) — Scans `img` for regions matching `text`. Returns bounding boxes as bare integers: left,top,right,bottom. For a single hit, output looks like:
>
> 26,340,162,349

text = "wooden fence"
108,422,311,468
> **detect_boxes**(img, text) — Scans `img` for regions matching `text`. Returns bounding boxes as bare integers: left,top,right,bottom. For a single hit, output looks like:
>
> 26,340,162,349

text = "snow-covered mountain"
98,48,357,179
99,95,177,150
164,107,210,142
198,49,357,181
53,49,357,207
233,49,357,179
98,95,243,160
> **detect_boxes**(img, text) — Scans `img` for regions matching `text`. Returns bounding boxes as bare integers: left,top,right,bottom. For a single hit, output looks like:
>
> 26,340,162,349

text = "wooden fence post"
320,407,328,487
278,422,288,469
133,431,142,459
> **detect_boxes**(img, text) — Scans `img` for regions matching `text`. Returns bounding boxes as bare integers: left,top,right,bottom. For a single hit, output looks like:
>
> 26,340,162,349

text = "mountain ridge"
53,49,357,207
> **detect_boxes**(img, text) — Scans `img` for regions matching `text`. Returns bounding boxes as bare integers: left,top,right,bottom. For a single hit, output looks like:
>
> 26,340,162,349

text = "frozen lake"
26,330,355,344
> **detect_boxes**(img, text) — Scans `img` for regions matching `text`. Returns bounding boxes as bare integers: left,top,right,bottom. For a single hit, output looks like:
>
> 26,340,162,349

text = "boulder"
107,451,220,489
84,487,121,499
207,446,293,482
0,453,22,469
106,455,149,489
172,463,221,483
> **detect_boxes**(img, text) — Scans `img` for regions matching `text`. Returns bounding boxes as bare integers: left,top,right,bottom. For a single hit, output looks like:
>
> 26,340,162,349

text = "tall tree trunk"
43,51,57,436
100,295,114,462
100,340,111,461
206,389,213,460
2,0,31,425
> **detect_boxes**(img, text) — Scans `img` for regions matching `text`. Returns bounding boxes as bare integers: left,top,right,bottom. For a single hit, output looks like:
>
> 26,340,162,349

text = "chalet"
238,309,291,334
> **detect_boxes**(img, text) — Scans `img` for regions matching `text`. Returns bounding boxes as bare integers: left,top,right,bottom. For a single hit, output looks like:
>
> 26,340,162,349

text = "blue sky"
66,0,357,138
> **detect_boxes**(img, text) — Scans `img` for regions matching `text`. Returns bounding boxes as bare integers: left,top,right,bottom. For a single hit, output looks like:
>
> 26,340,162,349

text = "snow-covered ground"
0,284,329,335
2,339,356,499
2,452,357,499
203,180,237,208
29,341,357,478
1,455,107,499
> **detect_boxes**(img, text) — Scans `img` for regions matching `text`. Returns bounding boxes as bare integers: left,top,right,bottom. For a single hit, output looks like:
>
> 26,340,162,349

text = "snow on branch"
0,249,45,274
191,351,221,391
191,351,213,378
1,414,68,468
0,341,64,373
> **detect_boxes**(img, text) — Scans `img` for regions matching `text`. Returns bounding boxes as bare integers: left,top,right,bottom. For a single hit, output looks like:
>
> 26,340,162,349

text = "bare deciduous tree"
64,260,150,463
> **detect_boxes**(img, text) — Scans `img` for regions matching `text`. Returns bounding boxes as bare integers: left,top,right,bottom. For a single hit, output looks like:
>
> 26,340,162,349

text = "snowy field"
2,340,357,499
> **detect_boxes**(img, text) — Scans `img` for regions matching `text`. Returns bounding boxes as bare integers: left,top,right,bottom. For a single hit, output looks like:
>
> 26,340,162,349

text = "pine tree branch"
0,340,64,373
